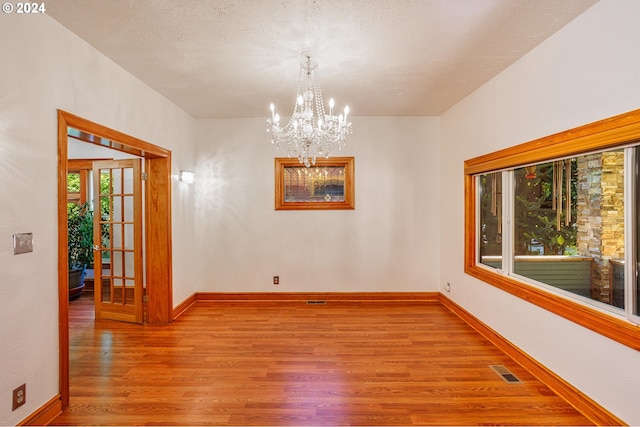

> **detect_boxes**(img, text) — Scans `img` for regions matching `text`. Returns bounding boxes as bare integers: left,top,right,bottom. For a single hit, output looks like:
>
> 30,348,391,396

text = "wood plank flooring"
52,293,593,426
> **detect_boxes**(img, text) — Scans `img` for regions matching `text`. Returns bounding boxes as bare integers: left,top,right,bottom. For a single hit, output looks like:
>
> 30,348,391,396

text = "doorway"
57,110,174,409
68,153,145,322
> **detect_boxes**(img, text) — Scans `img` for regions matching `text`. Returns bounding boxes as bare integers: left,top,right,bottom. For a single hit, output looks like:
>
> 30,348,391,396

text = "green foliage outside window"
479,173,502,257
514,161,577,255
67,172,80,193
480,161,579,257
66,170,113,262
99,172,111,220
67,202,94,270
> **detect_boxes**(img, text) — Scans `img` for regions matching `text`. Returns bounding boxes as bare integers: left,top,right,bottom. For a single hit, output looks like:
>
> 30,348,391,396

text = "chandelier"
267,53,352,167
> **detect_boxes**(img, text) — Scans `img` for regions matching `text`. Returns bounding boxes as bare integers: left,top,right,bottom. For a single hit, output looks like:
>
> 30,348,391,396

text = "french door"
93,159,144,323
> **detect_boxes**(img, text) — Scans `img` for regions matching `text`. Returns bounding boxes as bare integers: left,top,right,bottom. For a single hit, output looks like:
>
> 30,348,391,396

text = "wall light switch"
13,233,33,255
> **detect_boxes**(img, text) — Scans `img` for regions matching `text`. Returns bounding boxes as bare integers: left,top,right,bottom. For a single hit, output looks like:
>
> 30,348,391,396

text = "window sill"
465,264,640,350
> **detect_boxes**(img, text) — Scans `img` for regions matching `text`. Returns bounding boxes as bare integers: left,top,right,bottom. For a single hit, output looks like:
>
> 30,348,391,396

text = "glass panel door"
93,159,143,323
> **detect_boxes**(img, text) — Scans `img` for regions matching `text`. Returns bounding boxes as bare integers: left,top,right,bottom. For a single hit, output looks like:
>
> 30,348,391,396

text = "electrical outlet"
445,282,451,292
273,276,279,285
12,384,25,411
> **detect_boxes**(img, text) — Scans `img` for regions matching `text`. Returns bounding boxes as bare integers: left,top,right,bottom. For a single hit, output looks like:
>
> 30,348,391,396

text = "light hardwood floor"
52,293,593,426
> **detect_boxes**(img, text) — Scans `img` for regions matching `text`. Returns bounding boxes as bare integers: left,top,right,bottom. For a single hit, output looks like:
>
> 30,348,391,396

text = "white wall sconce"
179,170,195,184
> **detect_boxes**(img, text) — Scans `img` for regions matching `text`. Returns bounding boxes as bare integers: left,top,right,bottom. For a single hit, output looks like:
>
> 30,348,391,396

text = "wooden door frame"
57,110,173,409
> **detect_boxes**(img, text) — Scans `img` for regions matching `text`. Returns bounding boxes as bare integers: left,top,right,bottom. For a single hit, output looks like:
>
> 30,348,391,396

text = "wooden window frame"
275,156,355,210
464,108,640,350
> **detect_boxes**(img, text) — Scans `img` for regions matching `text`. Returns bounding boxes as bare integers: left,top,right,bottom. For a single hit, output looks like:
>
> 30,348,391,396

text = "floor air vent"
306,300,326,305
489,365,522,383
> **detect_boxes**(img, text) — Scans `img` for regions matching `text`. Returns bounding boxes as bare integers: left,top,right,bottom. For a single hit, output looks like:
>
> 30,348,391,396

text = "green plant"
67,202,94,270
513,162,577,255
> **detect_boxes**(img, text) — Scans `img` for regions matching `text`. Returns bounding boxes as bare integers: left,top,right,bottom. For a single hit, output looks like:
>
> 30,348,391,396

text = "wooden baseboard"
172,293,197,320
438,294,625,426
171,292,439,320
18,395,61,426
193,291,440,302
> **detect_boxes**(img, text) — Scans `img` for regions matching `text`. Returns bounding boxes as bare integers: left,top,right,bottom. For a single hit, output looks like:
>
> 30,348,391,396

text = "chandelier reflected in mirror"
267,52,352,167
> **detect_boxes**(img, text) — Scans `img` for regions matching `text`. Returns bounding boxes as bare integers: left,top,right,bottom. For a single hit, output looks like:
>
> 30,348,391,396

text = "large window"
465,109,640,350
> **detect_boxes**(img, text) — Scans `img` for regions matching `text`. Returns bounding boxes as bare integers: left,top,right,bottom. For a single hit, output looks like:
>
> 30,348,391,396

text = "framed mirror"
274,157,355,210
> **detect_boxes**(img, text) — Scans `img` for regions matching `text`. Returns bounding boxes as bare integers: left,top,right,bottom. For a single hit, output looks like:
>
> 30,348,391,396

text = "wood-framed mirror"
275,156,355,210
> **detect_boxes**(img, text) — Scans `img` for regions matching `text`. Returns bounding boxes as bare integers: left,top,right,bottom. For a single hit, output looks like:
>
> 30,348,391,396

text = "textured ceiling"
47,0,598,118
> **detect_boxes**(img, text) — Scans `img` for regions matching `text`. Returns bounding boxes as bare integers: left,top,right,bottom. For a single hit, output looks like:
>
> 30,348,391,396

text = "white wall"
193,117,440,293
0,15,196,425
440,0,640,424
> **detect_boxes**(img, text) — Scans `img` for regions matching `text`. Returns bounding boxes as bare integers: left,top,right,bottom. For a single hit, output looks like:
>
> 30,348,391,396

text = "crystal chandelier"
267,53,352,167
